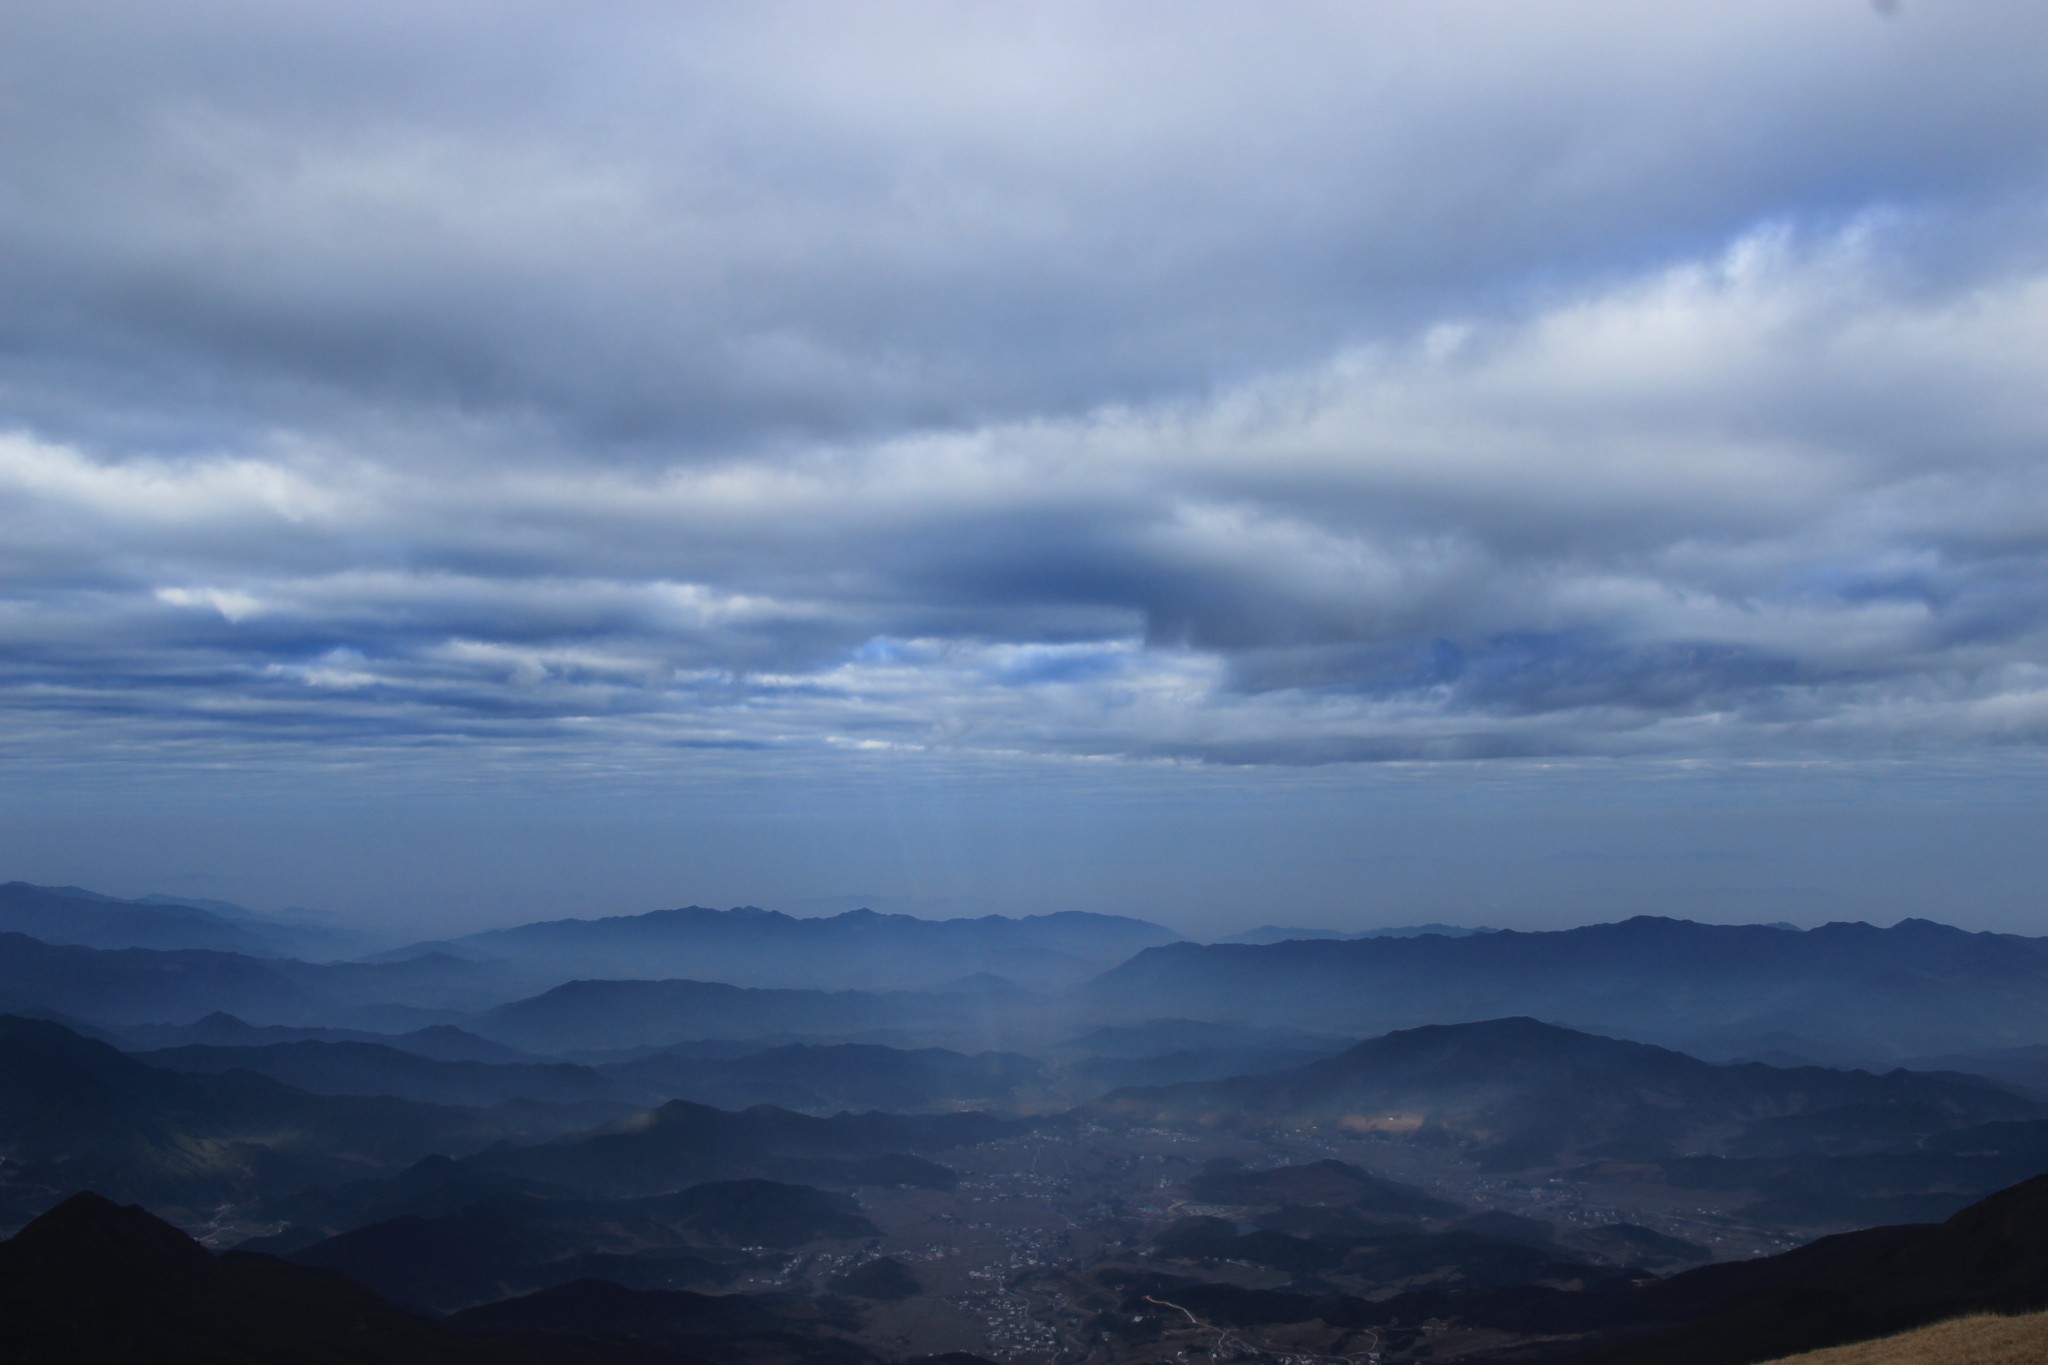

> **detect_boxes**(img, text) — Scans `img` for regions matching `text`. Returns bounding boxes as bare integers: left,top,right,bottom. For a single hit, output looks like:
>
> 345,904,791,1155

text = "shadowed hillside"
0,1015,622,1226
0,1192,514,1363
1567,1172,2048,1364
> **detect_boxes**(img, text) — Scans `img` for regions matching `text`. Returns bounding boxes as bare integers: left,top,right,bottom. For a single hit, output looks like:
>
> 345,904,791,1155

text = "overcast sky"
2,2,2045,937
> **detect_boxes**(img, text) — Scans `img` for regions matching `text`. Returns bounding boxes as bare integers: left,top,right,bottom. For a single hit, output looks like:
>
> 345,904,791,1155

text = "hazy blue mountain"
0,933,313,1029
1081,915,2048,1057
468,975,1020,1053
1220,925,1351,943
0,932,537,1030
1090,1018,2040,1172
396,903,1180,991
1896,1043,2048,1099
1219,922,1496,945
0,881,380,961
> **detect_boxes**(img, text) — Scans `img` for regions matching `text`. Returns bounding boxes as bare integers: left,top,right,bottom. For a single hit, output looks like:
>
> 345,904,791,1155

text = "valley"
5,887,2048,1364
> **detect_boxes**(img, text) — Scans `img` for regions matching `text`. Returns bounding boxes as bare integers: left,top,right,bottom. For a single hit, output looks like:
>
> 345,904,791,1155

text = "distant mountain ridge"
13,879,2048,1073
470,975,1015,1052
1221,922,1497,944
394,902,1180,991
1082,915,2048,1059
0,931,525,1029
0,881,378,961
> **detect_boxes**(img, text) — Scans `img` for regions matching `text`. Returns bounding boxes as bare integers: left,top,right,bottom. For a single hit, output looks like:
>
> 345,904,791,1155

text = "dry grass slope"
1760,1310,2048,1365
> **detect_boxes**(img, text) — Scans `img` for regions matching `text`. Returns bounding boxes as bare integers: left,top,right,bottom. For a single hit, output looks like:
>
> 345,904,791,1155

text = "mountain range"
1082,916,2048,1060
391,904,1181,992
1219,922,1497,944
0,881,380,961
13,888,2048,1070
9,876,2048,1364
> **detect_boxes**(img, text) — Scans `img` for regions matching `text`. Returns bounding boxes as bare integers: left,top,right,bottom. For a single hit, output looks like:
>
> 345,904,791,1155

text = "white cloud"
1,3,2046,777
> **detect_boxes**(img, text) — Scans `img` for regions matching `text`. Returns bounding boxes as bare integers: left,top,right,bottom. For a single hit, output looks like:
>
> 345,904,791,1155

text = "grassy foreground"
1760,1310,2048,1365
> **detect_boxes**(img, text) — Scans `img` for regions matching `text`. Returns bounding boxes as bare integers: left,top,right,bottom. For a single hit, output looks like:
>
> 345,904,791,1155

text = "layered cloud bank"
3,2,2046,775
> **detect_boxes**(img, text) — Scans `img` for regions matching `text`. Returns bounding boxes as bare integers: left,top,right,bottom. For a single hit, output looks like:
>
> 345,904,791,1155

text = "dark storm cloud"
6,2,2044,453
3,1,2048,772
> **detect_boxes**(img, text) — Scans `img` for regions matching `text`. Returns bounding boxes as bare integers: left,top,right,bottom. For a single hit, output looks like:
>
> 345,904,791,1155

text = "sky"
2,2,2046,939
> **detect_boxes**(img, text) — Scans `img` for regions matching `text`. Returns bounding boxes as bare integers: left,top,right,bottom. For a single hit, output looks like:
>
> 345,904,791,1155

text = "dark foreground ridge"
13,1169,2048,1365
0,1189,962,1364
0,1190,513,1363
1566,1169,2048,1363
1087,1170,2048,1364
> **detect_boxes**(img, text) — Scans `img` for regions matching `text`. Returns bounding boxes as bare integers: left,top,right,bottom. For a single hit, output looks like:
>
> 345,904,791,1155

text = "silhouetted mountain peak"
10,1190,210,1276
1,1185,511,1362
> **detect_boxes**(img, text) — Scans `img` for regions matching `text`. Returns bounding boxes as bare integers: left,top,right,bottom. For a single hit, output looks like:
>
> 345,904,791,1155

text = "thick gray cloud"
2,1,2046,922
